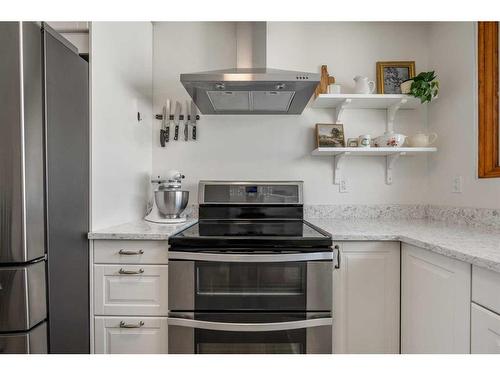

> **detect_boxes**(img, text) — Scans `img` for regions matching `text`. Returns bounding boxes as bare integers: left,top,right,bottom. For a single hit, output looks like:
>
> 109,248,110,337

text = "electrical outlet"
452,176,463,193
339,178,349,193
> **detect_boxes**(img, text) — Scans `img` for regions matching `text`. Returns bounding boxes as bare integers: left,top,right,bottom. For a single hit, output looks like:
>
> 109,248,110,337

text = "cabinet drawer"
472,265,500,314
94,265,168,316
93,240,168,264
94,316,168,354
471,303,500,354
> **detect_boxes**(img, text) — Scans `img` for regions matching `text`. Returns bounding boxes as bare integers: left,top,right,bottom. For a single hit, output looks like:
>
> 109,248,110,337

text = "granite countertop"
88,219,197,240
307,218,500,273
88,218,500,273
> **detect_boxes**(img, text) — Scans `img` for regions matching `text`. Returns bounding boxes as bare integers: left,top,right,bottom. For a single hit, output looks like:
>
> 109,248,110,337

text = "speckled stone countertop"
88,217,500,273
307,218,500,273
88,219,197,240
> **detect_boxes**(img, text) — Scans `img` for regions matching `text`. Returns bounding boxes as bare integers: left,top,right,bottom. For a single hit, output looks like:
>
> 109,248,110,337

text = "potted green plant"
400,71,439,103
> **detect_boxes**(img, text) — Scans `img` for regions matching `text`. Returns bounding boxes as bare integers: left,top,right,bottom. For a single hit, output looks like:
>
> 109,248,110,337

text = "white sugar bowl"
373,132,406,147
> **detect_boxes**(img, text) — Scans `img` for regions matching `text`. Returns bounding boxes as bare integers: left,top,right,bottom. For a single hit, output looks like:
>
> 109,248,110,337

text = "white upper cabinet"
401,243,471,354
333,241,400,354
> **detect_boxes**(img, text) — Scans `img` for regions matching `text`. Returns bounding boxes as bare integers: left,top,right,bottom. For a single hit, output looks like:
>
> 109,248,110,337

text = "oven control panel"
199,181,303,205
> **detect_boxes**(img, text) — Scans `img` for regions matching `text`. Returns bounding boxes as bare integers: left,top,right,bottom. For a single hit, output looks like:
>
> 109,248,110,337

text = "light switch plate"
339,177,349,193
452,175,463,193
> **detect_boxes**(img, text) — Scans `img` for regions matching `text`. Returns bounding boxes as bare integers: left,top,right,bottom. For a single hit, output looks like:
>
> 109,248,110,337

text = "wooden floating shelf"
311,147,437,185
312,147,437,156
312,94,421,109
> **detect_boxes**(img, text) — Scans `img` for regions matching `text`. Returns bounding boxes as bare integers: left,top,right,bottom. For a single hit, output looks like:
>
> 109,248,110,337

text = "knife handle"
165,125,170,142
192,125,197,140
160,129,166,147
174,125,179,141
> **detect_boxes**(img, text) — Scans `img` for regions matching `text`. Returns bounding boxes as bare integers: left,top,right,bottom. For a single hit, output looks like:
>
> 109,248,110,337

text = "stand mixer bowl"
154,190,189,219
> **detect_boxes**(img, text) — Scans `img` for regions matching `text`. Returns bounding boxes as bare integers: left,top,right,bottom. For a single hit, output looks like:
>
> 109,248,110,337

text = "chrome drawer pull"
334,245,340,269
118,249,144,255
118,268,144,275
119,321,144,329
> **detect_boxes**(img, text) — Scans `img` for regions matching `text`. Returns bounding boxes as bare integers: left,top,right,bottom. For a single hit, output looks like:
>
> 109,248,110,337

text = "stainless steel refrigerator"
0,22,89,354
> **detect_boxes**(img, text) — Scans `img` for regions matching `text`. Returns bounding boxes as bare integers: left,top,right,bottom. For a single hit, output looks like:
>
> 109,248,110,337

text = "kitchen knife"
191,100,198,140
174,101,181,141
184,100,189,141
160,105,167,147
165,99,171,143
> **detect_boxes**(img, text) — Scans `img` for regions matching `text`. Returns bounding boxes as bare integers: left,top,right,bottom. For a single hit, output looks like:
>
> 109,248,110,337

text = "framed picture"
316,123,345,148
376,61,416,94
347,138,359,147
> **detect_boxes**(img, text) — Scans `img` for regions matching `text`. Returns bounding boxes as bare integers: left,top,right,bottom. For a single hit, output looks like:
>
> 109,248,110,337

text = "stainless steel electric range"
167,181,337,354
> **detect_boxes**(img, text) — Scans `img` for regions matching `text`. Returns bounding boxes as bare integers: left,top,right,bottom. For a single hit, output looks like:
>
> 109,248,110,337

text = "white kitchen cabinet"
472,265,500,314
471,302,500,353
333,241,400,354
93,240,168,264
94,317,168,354
401,243,471,353
94,264,168,316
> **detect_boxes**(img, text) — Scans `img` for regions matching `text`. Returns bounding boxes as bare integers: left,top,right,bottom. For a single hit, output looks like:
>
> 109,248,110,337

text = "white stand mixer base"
144,215,187,224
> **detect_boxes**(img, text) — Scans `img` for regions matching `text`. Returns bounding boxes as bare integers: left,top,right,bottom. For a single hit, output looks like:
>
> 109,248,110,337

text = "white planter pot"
400,80,413,94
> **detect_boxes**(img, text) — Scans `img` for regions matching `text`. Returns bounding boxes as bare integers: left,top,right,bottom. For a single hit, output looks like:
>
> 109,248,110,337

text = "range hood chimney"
180,22,320,115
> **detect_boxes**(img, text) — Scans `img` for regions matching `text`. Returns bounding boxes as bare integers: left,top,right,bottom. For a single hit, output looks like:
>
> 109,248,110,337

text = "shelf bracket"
386,98,407,133
335,99,352,124
386,152,406,185
334,152,350,184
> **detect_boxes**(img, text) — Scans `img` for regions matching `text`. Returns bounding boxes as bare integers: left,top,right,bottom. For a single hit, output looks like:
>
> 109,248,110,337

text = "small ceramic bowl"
374,133,406,147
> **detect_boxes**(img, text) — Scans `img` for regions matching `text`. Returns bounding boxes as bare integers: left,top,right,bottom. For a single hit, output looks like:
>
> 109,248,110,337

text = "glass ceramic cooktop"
173,220,329,239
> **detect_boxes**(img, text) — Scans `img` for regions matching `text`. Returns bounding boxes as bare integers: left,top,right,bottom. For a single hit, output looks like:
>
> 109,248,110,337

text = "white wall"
91,22,153,229
152,22,431,205
428,22,500,209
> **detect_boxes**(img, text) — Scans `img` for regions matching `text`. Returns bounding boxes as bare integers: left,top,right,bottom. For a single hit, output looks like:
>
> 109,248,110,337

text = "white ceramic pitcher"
353,76,375,94
407,133,438,147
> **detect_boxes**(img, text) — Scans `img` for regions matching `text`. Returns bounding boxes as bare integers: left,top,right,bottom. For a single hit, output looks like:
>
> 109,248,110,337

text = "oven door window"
195,262,306,310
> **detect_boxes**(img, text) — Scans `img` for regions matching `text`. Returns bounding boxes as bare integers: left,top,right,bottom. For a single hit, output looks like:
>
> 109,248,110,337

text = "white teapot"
353,76,375,94
407,133,438,147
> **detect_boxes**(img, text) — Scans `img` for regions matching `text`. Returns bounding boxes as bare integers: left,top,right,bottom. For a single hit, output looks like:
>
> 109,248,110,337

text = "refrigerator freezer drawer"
0,260,46,332
0,322,47,354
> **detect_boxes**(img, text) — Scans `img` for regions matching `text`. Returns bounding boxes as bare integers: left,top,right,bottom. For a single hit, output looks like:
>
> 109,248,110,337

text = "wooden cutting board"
315,65,335,98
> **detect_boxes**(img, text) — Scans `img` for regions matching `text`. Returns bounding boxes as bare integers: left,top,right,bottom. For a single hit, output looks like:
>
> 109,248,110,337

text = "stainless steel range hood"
180,23,320,115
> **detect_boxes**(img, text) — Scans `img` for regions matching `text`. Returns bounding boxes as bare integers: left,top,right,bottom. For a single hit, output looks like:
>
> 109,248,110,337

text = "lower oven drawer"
168,251,333,311
168,313,332,354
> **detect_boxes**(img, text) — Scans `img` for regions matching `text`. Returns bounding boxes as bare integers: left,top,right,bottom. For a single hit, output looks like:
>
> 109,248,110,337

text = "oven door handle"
167,317,332,332
168,251,333,262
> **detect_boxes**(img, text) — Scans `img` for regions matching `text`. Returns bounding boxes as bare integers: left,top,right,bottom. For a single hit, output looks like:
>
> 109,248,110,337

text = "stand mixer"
144,171,189,224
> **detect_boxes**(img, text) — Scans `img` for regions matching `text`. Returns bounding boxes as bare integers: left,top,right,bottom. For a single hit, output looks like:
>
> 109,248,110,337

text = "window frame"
478,21,500,178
